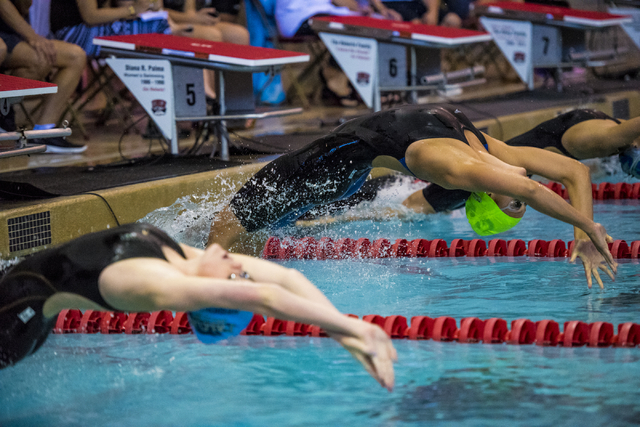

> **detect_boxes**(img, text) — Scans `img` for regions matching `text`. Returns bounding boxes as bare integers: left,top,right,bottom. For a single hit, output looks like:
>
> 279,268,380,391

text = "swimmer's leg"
208,206,276,256
562,116,640,159
208,205,247,250
402,189,436,214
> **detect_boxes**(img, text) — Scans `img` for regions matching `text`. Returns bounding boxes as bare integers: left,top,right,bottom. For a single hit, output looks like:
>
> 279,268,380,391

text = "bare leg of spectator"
3,39,85,127
2,39,87,152
441,12,462,28
190,23,249,101
0,39,7,65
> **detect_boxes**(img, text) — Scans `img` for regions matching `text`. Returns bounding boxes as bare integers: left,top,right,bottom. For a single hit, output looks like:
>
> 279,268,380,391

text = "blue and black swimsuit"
0,223,184,369
229,104,487,232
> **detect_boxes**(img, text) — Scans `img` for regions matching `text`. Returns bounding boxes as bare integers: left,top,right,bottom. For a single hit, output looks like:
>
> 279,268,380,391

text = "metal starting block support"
0,125,72,159
310,16,492,111
476,2,632,90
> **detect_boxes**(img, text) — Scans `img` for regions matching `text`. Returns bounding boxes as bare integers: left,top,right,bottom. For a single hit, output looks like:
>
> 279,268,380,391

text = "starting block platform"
310,15,492,110
0,74,57,99
475,2,633,90
93,33,310,159
0,74,71,159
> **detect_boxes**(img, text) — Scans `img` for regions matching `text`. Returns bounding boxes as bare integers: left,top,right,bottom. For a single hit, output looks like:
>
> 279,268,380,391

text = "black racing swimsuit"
0,223,185,369
506,109,619,158
230,104,487,232
421,109,620,212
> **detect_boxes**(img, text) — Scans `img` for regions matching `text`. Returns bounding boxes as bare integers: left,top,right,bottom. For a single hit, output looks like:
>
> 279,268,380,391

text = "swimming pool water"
1,197,639,426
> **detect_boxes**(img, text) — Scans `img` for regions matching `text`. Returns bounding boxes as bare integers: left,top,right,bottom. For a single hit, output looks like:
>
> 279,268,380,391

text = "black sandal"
319,70,360,107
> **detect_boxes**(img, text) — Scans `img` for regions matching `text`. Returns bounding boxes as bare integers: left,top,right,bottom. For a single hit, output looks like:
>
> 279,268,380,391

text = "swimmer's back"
0,223,184,369
331,104,487,159
506,109,619,157
8,223,184,307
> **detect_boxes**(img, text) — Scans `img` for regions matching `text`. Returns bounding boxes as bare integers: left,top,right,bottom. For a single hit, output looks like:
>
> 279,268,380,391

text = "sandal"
380,92,403,108
319,69,360,107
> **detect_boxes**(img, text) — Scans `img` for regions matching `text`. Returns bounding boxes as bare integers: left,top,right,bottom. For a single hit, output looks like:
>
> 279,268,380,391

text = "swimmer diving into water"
0,223,397,391
209,104,618,289
401,109,640,215
299,109,640,220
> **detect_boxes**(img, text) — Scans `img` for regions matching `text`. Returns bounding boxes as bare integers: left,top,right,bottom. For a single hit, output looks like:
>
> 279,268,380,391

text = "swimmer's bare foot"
330,322,397,391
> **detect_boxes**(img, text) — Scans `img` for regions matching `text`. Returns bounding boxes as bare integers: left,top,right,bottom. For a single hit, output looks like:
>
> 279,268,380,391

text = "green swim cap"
465,192,522,236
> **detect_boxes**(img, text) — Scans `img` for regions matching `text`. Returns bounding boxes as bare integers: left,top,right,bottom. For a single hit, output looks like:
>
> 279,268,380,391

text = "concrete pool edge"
0,163,264,259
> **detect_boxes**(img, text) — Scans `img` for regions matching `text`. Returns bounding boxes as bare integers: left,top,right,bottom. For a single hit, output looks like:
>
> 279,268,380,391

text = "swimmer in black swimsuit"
209,104,617,288
307,109,640,217
402,109,640,215
0,223,396,391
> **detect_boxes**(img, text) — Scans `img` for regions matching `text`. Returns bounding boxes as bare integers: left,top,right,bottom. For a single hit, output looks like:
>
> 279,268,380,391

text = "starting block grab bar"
379,66,486,93
420,65,486,85
0,125,73,159
568,47,629,62
0,126,72,142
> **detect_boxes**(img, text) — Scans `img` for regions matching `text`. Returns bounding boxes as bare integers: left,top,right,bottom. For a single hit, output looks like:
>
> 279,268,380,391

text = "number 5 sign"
106,59,206,153
172,65,206,118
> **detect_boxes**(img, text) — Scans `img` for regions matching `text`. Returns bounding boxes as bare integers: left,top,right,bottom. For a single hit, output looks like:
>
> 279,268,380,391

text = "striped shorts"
53,18,170,57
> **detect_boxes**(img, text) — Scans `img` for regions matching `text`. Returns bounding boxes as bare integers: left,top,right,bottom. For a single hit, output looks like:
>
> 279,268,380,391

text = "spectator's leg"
2,40,52,82
0,39,7,65
213,22,250,45
2,39,87,152
36,40,86,126
190,23,224,42
189,25,224,99
440,12,462,28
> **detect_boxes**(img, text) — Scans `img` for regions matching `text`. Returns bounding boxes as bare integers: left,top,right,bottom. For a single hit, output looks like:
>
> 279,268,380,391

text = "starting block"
93,34,309,159
310,15,492,110
475,2,632,90
0,74,71,159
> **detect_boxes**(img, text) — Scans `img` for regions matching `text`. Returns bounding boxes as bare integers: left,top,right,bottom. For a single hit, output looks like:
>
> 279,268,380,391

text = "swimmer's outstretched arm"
179,244,345,313
209,250,399,385
228,252,345,312
99,255,397,391
455,137,616,288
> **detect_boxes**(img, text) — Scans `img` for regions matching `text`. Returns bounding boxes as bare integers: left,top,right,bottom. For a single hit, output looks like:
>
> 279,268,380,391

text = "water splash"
0,256,21,274
139,191,226,249
139,175,246,248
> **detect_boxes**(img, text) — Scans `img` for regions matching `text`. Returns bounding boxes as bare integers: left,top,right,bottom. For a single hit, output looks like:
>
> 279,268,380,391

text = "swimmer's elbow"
565,161,591,186
515,179,541,204
282,268,307,285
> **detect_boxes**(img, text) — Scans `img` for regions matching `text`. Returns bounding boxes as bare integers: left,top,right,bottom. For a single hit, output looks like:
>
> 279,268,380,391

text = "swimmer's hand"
571,224,617,289
329,324,397,392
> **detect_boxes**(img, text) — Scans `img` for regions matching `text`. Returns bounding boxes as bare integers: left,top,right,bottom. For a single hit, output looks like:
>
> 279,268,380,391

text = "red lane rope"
546,182,640,200
261,237,640,260
52,309,640,348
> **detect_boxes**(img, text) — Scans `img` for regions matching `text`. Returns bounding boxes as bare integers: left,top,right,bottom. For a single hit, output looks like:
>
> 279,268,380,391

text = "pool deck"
0,78,639,259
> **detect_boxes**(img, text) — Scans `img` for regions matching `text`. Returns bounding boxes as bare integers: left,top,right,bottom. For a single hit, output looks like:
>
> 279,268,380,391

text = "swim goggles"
619,146,640,179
